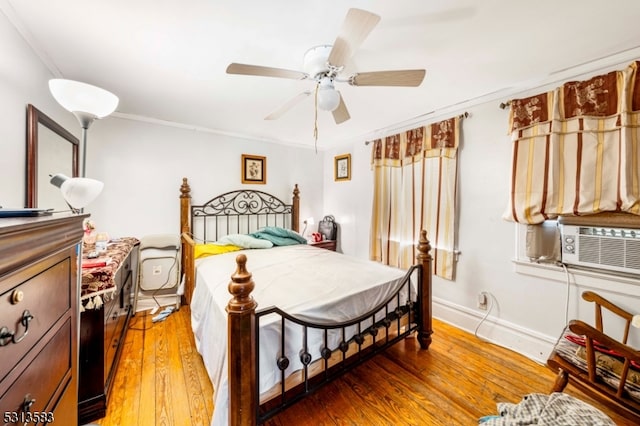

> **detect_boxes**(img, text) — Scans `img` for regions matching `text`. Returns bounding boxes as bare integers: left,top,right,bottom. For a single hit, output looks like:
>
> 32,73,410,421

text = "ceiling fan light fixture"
303,45,332,78
317,78,340,112
318,88,340,112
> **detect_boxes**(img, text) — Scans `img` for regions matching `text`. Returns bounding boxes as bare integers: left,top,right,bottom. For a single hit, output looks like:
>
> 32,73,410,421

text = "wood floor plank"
165,306,210,425
163,310,193,425
154,311,178,425
138,313,158,425
175,306,211,426
100,316,143,426
379,340,493,422
95,308,637,426
344,360,458,425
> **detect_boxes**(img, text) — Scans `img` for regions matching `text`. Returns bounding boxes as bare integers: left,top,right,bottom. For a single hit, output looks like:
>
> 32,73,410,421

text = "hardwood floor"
93,306,635,426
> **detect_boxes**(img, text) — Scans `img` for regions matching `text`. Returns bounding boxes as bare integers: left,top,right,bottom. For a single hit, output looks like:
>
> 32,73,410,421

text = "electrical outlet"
477,292,488,310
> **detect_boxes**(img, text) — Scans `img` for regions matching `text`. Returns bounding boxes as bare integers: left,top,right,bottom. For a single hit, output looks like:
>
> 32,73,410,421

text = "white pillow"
216,234,273,249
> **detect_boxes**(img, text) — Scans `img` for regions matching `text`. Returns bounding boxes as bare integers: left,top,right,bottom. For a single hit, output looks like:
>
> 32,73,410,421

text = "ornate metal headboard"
190,188,296,242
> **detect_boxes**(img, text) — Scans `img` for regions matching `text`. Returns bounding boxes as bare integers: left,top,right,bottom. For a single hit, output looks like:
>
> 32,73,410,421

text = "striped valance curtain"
504,60,640,224
370,116,460,280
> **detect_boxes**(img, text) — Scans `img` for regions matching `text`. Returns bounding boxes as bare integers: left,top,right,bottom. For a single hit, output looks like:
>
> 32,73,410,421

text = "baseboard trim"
432,296,557,365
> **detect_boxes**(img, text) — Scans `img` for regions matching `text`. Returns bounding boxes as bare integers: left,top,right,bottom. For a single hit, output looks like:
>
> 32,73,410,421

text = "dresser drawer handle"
22,393,36,411
0,310,34,346
11,289,24,304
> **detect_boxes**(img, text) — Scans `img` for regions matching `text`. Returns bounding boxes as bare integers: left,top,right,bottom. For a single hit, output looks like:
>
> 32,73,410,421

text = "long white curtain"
504,60,640,224
371,117,461,279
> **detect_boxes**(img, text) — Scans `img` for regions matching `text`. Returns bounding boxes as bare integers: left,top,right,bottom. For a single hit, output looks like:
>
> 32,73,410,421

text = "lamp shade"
317,78,340,112
49,79,119,119
50,173,104,210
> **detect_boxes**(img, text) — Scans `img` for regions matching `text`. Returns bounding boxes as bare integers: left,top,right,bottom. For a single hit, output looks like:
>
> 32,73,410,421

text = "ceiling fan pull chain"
313,83,319,153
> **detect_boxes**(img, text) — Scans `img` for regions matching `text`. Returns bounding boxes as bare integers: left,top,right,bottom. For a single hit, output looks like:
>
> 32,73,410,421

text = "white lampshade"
49,79,119,123
317,78,340,112
50,173,104,210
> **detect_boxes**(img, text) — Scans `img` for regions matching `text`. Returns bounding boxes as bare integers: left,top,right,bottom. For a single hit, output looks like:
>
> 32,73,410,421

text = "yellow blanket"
194,244,241,259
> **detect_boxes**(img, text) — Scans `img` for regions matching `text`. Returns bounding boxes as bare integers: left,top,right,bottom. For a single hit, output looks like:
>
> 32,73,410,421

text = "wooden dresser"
0,214,85,426
78,238,138,424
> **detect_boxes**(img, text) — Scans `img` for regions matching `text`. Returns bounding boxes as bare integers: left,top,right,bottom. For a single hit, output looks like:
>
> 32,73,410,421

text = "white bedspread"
190,244,408,425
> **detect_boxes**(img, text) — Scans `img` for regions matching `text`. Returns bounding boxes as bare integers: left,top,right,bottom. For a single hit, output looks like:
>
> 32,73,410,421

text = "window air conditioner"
559,224,640,275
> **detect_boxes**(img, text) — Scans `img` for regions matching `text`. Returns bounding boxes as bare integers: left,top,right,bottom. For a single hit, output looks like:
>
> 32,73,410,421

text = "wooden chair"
546,291,640,423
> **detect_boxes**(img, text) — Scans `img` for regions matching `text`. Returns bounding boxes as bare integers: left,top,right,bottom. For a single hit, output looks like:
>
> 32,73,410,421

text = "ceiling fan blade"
265,91,311,120
328,8,381,67
351,69,426,87
226,63,308,80
332,92,350,124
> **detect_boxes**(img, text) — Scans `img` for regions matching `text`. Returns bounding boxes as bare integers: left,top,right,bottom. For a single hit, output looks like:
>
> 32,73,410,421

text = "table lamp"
50,173,103,213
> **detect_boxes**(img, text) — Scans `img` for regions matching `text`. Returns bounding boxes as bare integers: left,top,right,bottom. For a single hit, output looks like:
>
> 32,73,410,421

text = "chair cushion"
565,333,640,370
553,326,640,403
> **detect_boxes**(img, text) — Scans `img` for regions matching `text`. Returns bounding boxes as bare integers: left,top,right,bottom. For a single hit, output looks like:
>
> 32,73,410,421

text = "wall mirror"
26,104,79,209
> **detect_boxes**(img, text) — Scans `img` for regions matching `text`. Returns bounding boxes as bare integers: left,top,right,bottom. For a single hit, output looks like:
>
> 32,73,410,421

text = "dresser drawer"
105,307,126,379
0,255,71,382
114,253,133,293
120,265,134,311
0,318,72,418
102,295,119,361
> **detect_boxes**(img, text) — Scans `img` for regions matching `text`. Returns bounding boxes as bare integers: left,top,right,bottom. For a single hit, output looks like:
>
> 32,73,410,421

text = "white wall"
0,10,79,207
85,118,324,238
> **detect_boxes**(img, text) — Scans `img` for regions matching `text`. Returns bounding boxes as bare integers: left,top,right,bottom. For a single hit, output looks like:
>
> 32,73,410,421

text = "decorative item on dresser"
0,214,86,426
77,237,139,424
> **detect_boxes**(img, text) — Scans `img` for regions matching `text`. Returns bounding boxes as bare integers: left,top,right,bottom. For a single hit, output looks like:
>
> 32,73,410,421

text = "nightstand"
309,240,337,251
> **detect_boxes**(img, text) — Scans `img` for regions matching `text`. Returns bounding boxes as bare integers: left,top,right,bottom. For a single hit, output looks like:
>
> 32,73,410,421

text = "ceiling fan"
226,8,426,125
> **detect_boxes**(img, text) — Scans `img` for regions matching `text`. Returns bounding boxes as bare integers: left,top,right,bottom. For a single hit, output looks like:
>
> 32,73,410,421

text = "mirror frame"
26,104,79,207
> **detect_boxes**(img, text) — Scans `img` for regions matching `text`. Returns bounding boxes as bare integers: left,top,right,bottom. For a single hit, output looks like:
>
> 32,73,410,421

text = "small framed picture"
241,154,266,184
334,153,351,181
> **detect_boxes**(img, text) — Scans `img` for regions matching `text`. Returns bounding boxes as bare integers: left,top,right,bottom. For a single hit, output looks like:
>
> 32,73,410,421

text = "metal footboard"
255,265,421,423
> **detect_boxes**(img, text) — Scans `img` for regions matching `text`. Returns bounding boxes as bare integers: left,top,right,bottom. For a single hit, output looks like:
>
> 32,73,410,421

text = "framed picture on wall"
241,154,266,184
334,153,351,181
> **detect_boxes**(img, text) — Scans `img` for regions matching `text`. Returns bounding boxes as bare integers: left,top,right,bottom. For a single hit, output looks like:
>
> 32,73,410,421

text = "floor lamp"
48,79,119,177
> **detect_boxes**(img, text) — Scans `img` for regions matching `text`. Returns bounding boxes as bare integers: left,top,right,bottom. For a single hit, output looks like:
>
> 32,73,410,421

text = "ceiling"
4,0,640,150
